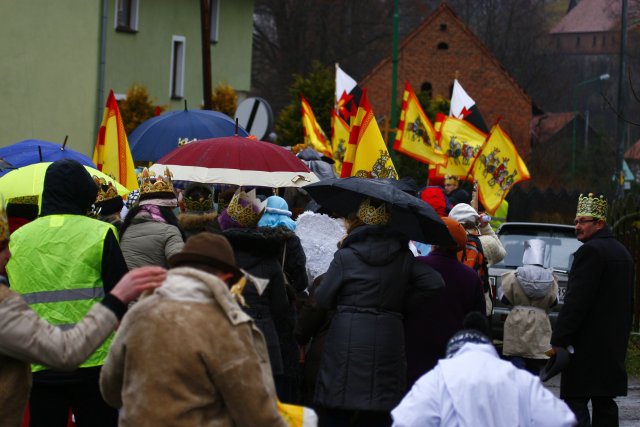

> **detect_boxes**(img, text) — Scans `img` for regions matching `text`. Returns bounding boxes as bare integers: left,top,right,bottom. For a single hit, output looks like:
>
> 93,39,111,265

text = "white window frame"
114,0,140,32
210,0,220,43
170,35,186,99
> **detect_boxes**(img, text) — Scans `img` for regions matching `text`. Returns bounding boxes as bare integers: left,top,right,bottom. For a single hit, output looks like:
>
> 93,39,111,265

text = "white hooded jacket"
391,343,576,427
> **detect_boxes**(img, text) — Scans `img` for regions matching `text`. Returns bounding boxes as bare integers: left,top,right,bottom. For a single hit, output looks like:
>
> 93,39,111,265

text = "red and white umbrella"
150,136,318,187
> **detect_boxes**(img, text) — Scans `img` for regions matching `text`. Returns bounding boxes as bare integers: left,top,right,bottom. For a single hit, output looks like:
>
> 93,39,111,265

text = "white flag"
335,63,357,103
449,79,476,119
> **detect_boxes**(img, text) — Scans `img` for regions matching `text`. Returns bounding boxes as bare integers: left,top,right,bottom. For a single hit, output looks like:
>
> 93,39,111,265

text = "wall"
362,6,532,159
0,0,101,154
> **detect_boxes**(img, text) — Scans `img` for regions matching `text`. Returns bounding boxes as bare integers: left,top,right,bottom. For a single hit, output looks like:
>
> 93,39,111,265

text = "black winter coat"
313,225,444,412
551,226,634,398
223,226,307,377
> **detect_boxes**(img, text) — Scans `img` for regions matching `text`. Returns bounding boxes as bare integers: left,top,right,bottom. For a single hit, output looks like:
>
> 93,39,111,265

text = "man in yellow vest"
7,159,130,427
0,196,166,426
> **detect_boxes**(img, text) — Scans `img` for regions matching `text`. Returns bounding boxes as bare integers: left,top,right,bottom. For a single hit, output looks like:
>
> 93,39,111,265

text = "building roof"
550,0,622,34
360,2,530,105
531,112,575,144
624,138,640,160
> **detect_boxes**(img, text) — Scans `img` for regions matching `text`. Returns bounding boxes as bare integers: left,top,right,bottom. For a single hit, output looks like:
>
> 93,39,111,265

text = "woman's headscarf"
257,196,296,231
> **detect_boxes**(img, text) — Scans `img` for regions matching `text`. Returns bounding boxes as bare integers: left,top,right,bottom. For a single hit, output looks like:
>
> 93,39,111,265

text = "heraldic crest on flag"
478,148,519,191
354,149,397,179
445,134,481,166
393,82,446,166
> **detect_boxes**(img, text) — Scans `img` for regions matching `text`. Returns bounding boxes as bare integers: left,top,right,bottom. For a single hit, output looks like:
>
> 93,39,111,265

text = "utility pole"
614,0,628,197
200,0,213,110
389,0,399,142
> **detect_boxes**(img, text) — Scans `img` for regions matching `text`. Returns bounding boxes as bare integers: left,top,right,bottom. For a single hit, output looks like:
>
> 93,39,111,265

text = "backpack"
458,234,490,294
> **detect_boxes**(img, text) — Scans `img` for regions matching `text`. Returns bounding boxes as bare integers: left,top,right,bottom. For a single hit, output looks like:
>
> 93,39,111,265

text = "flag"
93,90,138,191
331,109,350,175
336,64,357,104
341,90,397,179
300,96,332,157
435,113,487,178
393,81,446,166
449,79,489,133
471,124,530,214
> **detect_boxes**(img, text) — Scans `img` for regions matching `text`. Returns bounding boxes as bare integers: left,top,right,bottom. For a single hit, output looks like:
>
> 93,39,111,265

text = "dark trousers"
323,408,391,427
28,380,117,427
564,396,618,427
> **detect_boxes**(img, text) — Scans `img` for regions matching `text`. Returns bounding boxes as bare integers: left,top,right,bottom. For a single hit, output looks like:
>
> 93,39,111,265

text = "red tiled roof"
550,0,623,34
625,138,640,160
531,112,575,144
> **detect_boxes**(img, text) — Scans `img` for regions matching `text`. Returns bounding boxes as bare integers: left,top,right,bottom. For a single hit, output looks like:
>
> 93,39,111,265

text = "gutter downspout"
96,0,109,140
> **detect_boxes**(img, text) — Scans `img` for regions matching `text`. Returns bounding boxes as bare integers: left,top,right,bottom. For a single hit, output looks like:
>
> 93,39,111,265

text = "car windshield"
494,228,582,272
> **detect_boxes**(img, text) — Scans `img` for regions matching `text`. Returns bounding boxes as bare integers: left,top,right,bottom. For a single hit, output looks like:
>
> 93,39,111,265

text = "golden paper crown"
226,189,265,228
138,167,176,200
7,195,39,205
93,176,120,202
184,193,214,212
357,198,391,225
444,174,459,185
0,200,9,244
576,193,608,220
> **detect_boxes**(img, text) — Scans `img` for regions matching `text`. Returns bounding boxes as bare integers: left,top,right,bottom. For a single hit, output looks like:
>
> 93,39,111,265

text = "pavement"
543,375,640,426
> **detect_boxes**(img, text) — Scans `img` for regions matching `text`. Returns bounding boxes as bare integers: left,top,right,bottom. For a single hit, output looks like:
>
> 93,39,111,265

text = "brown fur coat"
100,267,286,427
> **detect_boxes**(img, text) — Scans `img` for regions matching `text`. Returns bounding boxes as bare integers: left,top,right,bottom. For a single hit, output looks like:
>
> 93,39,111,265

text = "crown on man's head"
93,176,120,202
184,193,214,213
444,174,459,186
576,193,608,220
357,198,391,225
226,189,266,228
138,167,176,201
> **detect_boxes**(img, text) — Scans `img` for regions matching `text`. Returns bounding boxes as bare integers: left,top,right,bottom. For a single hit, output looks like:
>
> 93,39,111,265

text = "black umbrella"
304,177,454,245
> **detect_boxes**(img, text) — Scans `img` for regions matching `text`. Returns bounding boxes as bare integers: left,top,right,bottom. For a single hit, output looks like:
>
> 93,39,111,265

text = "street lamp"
571,73,610,175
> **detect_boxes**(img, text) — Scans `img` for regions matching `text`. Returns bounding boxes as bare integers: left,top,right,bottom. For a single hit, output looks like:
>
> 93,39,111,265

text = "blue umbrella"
129,108,248,162
0,139,95,177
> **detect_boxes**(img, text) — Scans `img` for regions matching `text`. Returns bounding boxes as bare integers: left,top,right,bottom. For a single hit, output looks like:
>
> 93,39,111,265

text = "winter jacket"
177,212,220,240
391,343,576,427
222,226,306,377
120,216,184,269
551,226,634,398
314,225,444,412
501,266,558,359
477,223,506,266
0,282,123,427
405,249,485,386
100,267,287,427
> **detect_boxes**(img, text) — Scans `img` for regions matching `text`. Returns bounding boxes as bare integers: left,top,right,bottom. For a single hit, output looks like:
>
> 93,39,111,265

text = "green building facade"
0,0,254,156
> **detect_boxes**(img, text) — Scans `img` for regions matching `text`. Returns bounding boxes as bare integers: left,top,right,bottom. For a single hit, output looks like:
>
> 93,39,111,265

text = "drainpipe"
97,0,109,139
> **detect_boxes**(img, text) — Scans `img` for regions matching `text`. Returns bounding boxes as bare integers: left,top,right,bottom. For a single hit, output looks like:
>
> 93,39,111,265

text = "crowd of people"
0,159,635,427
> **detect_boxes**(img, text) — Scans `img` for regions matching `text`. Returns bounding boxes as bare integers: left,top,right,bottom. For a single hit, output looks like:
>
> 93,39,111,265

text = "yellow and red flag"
471,124,530,214
331,109,349,176
340,90,397,179
393,81,446,166
434,112,487,179
301,96,332,157
93,90,137,191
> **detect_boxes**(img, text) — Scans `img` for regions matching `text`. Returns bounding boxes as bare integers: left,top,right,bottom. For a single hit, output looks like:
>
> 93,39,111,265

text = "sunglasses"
574,218,599,225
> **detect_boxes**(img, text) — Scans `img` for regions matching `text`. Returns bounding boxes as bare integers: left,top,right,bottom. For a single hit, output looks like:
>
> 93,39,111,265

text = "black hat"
539,347,571,382
168,232,243,283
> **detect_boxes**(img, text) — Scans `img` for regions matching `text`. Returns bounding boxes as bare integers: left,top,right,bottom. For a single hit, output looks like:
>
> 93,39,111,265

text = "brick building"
360,2,532,158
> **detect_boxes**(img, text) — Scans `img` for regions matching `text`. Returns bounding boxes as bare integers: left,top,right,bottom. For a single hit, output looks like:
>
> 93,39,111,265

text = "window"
170,36,186,99
115,0,139,32
439,23,447,32
592,36,597,47
576,36,581,48
210,0,220,43
421,82,433,99
602,35,606,46
437,42,448,50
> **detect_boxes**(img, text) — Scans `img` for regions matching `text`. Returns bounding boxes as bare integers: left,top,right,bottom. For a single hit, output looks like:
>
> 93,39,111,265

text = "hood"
342,225,406,266
515,264,555,299
41,159,98,216
303,160,336,181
